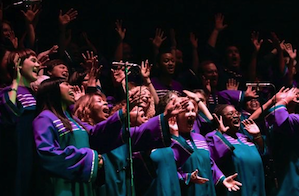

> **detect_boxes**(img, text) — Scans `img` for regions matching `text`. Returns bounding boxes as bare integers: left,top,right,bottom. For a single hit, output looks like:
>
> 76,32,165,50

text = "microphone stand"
123,62,135,196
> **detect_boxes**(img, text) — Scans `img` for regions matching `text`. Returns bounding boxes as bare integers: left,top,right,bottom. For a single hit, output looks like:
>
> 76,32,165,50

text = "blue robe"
206,131,266,196
265,105,299,195
98,114,171,196
171,132,225,196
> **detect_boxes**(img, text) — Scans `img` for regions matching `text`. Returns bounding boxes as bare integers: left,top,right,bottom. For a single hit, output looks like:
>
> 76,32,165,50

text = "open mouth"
69,91,75,99
187,118,195,127
62,72,69,78
103,106,110,117
232,117,240,126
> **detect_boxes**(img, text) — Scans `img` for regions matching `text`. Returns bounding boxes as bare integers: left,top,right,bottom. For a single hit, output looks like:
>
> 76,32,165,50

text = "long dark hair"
36,77,72,131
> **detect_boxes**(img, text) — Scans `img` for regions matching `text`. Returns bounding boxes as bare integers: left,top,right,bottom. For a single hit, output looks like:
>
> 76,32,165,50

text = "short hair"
44,59,68,75
6,48,36,82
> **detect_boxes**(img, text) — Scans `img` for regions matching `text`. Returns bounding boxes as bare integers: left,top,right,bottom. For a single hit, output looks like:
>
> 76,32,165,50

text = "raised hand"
269,32,285,51
190,169,209,184
183,90,198,101
150,28,167,49
73,85,85,101
59,8,78,26
37,45,58,63
9,31,18,49
226,78,239,90
202,76,211,93
284,43,297,60
111,64,125,84
163,97,189,120
13,54,21,82
212,113,229,133
81,51,98,70
21,4,41,24
190,32,198,49
214,13,228,31
279,87,299,104
168,117,179,135
244,86,259,99
272,86,289,103
251,31,263,52
242,119,260,136
141,59,151,79
115,20,126,41
223,173,242,192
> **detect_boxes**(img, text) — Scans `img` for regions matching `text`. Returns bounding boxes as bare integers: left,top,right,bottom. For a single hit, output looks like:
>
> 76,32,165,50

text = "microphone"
13,0,42,6
112,62,141,68
246,82,273,87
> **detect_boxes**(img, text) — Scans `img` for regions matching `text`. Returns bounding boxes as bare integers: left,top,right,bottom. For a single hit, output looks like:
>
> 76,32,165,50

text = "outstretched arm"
190,32,200,73
207,13,228,48
58,8,78,57
21,4,41,48
114,19,126,61
248,31,263,81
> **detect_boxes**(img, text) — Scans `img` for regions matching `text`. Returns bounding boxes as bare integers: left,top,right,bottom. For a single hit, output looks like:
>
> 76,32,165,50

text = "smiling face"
49,64,69,79
59,82,75,107
159,53,176,75
222,105,241,131
245,99,260,114
130,106,148,126
202,62,218,87
20,55,40,82
177,100,197,133
139,88,152,111
2,22,13,39
89,95,110,122
226,46,241,68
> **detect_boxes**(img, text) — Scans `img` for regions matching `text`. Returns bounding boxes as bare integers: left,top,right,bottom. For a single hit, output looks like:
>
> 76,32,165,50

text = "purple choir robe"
0,86,37,196
206,130,266,196
265,105,299,196
151,77,183,99
33,109,170,196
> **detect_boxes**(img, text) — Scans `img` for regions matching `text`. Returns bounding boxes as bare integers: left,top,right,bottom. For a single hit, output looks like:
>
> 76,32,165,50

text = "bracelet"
10,88,17,92
145,82,152,86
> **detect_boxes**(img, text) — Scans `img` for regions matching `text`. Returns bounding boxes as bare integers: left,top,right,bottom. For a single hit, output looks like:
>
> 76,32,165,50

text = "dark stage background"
3,0,299,64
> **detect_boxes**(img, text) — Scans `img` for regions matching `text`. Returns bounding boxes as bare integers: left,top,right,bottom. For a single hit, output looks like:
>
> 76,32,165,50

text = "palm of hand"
244,123,259,135
60,15,71,25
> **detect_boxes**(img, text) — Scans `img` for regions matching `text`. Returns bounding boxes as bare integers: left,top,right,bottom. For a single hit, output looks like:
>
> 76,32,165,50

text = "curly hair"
73,92,107,125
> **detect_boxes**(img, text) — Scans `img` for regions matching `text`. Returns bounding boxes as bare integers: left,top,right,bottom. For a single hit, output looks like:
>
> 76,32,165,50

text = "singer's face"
20,55,40,82
139,89,152,111
202,63,218,87
130,106,148,126
90,95,110,122
226,46,241,68
48,64,69,79
222,105,241,130
159,53,175,75
177,100,197,133
2,22,13,39
245,99,260,114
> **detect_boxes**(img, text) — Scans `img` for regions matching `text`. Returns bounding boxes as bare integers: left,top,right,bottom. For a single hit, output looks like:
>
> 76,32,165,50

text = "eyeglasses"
224,111,241,118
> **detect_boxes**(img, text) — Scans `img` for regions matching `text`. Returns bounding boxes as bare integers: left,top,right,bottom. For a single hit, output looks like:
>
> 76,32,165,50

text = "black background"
3,0,299,63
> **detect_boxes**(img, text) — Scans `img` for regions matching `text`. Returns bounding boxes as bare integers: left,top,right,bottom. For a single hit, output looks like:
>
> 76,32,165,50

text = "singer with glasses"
206,104,266,196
